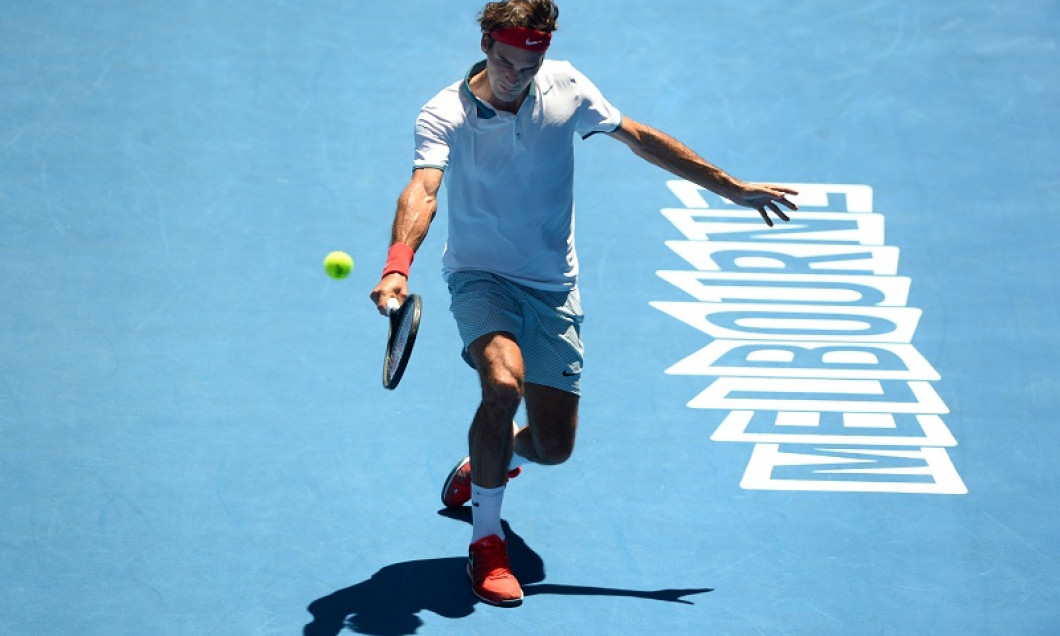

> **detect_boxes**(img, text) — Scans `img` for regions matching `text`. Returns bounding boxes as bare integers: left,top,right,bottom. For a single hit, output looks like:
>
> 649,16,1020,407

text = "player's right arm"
370,167,444,315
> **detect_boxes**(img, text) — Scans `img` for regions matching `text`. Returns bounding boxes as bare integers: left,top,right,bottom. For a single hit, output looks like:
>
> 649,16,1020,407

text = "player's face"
481,36,545,104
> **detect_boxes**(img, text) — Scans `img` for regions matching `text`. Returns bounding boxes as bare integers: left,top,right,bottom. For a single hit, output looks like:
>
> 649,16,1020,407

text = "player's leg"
463,330,525,606
516,383,578,465
512,283,583,467
467,331,525,488
441,273,526,509
440,272,569,607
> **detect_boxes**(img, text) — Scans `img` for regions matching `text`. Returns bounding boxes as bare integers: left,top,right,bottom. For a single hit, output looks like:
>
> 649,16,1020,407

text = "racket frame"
382,294,422,389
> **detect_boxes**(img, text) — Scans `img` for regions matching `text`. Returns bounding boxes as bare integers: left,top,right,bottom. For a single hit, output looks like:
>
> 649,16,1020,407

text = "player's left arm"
607,116,798,226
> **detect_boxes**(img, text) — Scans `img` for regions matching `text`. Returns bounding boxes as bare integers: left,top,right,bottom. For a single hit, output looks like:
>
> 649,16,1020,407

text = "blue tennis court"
2,1,1057,634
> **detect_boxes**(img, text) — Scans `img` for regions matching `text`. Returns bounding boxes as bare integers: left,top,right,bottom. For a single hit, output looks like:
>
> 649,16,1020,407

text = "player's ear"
480,33,491,54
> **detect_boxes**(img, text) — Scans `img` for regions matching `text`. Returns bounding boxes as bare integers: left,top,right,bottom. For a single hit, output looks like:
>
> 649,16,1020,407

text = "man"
370,0,797,607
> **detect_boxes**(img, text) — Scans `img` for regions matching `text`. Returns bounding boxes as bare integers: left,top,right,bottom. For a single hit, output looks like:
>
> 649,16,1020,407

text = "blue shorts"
445,271,584,395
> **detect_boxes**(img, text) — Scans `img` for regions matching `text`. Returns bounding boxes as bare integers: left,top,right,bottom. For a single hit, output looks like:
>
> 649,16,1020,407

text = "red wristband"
382,243,414,279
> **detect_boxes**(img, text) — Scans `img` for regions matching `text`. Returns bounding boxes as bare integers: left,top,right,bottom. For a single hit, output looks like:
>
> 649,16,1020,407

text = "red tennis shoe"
440,456,521,508
467,534,523,607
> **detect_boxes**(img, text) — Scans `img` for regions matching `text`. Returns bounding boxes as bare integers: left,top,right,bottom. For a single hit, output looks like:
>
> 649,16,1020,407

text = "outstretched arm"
607,117,797,226
369,167,443,315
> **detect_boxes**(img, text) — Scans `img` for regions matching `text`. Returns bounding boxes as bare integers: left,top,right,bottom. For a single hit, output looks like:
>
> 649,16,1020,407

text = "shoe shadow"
303,508,713,636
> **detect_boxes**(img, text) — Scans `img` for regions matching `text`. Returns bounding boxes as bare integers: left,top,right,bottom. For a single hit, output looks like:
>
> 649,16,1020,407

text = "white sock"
508,421,526,473
507,453,525,473
470,483,506,543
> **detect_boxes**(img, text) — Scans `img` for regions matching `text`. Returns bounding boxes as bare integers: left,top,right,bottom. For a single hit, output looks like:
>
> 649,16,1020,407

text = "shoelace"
471,539,512,579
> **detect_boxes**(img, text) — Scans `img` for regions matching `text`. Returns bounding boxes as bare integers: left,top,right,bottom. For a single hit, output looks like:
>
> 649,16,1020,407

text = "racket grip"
386,297,400,314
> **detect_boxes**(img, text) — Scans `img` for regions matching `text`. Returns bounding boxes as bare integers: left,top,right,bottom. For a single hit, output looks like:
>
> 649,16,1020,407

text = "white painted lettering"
664,340,940,380
661,209,886,245
649,302,922,343
686,377,949,413
739,444,968,494
666,241,901,275
650,181,964,495
656,271,911,305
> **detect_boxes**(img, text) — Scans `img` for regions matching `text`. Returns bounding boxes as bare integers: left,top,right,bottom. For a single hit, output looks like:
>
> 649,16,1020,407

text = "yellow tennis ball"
323,251,354,279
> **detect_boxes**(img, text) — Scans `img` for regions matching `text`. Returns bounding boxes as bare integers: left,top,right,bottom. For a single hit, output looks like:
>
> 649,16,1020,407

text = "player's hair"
478,0,559,36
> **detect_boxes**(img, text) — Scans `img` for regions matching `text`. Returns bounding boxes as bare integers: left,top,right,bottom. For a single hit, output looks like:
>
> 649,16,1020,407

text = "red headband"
490,26,551,52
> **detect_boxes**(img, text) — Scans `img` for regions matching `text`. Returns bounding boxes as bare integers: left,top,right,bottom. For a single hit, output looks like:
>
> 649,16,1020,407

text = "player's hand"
731,183,799,227
370,273,409,316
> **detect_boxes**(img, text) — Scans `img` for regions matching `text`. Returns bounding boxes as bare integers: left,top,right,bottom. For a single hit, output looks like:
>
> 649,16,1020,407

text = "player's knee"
534,433,575,465
481,373,523,411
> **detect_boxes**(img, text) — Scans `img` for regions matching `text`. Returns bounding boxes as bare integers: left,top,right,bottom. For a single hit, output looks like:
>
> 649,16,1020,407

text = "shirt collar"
461,59,542,119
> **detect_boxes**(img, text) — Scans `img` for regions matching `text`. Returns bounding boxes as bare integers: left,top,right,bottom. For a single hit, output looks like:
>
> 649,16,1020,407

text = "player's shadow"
303,509,714,636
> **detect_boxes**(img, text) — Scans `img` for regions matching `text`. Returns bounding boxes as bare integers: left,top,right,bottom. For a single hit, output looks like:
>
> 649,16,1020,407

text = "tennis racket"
382,294,422,389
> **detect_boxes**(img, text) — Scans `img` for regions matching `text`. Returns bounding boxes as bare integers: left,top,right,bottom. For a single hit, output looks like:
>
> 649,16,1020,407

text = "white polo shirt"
413,59,622,290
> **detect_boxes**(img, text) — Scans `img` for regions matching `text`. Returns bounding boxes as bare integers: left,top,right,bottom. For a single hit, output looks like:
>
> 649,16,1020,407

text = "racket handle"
386,297,400,315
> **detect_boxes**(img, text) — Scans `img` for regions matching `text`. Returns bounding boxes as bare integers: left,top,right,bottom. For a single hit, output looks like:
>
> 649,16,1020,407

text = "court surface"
2,1,1058,634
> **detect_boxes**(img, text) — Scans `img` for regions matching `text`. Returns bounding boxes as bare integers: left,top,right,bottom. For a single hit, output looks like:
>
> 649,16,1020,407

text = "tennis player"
369,0,797,607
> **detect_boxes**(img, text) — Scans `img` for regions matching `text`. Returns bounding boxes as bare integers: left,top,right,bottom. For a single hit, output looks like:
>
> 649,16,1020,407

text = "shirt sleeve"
413,105,451,171
569,66,623,140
